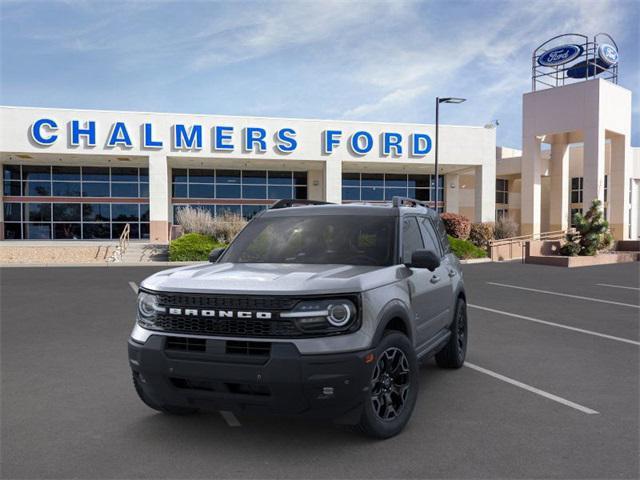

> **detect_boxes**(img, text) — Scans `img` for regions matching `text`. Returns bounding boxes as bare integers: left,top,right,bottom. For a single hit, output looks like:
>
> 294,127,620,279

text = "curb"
459,258,492,264
0,261,205,268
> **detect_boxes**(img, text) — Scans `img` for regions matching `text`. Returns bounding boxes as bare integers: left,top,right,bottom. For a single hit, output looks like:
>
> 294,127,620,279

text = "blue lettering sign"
275,128,297,153
323,130,342,154
107,122,132,148
71,120,96,147
143,123,163,148
244,127,267,152
383,132,403,156
411,133,432,156
214,126,234,151
350,131,373,155
173,124,202,150
30,118,58,145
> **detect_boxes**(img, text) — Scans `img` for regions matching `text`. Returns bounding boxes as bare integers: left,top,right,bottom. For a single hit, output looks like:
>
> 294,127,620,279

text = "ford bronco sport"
129,197,468,438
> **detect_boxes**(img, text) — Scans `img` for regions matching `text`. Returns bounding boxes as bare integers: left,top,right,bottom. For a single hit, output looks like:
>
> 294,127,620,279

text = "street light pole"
434,96,466,209
435,97,440,204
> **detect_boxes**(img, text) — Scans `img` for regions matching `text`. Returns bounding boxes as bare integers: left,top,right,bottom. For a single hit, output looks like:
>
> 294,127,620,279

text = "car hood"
141,262,401,295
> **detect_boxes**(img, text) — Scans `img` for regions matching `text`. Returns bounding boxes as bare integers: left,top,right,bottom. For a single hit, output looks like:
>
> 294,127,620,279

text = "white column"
445,173,459,214
549,134,570,232
474,163,495,223
521,135,542,236
582,126,605,211
609,134,631,240
148,153,170,244
324,160,342,204
306,169,324,201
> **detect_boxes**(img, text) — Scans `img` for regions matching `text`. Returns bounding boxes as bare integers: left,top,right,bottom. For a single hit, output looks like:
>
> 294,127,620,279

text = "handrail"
119,223,131,254
106,223,131,262
489,229,570,247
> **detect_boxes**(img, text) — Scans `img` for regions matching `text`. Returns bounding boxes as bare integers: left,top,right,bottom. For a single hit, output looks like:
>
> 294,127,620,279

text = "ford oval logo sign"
598,44,618,66
538,44,583,67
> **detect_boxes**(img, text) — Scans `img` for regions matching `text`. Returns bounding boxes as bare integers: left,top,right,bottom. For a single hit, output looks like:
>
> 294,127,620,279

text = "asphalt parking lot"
1,261,638,479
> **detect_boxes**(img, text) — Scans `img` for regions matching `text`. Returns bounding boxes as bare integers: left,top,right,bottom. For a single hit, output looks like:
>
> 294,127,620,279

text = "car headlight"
281,298,359,334
136,291,165,328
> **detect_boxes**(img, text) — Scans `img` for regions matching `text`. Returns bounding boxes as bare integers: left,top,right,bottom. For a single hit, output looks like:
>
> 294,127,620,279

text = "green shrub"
169,233,225,261
469,222,495,249
560,199,613,256
440,212,471,240
448,235,487,260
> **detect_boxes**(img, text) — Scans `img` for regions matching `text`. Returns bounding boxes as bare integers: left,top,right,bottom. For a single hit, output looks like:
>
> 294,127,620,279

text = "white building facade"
0,106,496,243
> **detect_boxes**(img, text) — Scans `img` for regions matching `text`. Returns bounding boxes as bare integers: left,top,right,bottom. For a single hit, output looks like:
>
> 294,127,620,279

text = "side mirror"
208,247,226,263
406,249,440,271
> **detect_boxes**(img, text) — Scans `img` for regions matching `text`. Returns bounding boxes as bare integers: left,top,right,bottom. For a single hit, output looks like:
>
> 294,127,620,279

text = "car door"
401,216,446,347
418,216,454,333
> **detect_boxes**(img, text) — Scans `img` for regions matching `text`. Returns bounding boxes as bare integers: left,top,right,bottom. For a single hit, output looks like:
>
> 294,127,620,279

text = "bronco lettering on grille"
167,308,272,319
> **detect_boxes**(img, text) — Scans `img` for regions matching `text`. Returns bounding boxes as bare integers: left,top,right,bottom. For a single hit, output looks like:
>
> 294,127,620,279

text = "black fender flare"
371,299,414,347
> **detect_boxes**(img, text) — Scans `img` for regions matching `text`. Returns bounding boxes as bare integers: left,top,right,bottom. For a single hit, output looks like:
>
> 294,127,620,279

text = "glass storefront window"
52,182,81,197
22,165,51,181
53,204,81,221
342,173,444,206
83,203,110,221
82,167,109,182
4,203,21,221
188,184,215,199
82,182,110,197
52,166,80,181
25,181,51,196
111,183,139,198
112,204,139,222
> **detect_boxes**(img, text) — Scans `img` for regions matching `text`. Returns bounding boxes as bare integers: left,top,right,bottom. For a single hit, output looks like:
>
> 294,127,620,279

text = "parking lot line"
129,282,138,294
464,362,599,415
596,283,640,291
469,304,640,346
487,282,640,309
219,410,242,427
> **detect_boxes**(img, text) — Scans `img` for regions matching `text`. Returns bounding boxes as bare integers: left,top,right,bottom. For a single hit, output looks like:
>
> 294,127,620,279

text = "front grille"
226,340,271,356
165,336,207,352
156,293,298,311
153,314,301,337
170,378,271,396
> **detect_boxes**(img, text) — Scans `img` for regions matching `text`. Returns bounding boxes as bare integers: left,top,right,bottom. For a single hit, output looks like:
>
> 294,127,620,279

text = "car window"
418,217,442,257
222,214,397,266
402,216,424,263
433,216,451,254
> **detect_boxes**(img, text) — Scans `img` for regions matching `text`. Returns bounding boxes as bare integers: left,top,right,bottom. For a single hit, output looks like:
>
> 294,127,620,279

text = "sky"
1,0,638,148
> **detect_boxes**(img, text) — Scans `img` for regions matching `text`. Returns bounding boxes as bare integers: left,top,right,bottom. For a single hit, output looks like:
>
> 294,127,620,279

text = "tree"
560,199,613,256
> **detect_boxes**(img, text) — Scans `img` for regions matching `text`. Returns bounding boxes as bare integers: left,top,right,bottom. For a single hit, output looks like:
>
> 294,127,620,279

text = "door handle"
448,270,457,278
430,275,440,284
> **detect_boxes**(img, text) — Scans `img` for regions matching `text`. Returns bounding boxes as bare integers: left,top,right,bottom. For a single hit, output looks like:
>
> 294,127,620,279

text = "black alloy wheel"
370,347,411,420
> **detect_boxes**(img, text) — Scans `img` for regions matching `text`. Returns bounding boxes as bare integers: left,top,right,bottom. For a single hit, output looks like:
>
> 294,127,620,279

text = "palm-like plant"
560,199,613,256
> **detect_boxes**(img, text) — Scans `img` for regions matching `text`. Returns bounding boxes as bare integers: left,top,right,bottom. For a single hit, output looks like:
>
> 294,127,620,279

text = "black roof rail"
270,199,334,210
391,196,431,209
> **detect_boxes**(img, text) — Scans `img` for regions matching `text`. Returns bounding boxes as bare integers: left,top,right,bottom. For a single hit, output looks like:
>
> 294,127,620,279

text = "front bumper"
128,334,374,421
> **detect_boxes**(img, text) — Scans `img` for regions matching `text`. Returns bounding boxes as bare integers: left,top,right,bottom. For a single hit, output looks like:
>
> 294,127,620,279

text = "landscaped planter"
525,251,639,267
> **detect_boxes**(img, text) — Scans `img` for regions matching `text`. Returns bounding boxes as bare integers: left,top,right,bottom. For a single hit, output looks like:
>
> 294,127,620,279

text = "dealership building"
0,34,638,244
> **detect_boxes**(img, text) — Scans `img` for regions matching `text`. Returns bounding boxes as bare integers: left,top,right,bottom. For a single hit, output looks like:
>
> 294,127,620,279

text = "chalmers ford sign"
28,118,434,157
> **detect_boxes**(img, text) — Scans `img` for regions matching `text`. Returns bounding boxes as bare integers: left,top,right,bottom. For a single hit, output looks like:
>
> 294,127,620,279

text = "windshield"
222,214,397,266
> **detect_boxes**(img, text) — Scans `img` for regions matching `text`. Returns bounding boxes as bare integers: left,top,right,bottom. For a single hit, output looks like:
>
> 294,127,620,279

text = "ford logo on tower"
537,44,583,67
598,43,618,66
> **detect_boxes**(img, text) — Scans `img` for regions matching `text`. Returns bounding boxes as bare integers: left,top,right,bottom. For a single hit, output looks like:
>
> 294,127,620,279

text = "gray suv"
129,197,467,438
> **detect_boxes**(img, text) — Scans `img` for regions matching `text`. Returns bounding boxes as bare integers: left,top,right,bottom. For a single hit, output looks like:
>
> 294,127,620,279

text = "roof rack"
270,199,334,210
391,196,431,209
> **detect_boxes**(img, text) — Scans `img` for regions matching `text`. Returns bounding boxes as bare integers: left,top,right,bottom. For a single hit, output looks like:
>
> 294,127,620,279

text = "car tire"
435,298,467,369
356,331,419,439
132,373,199,415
